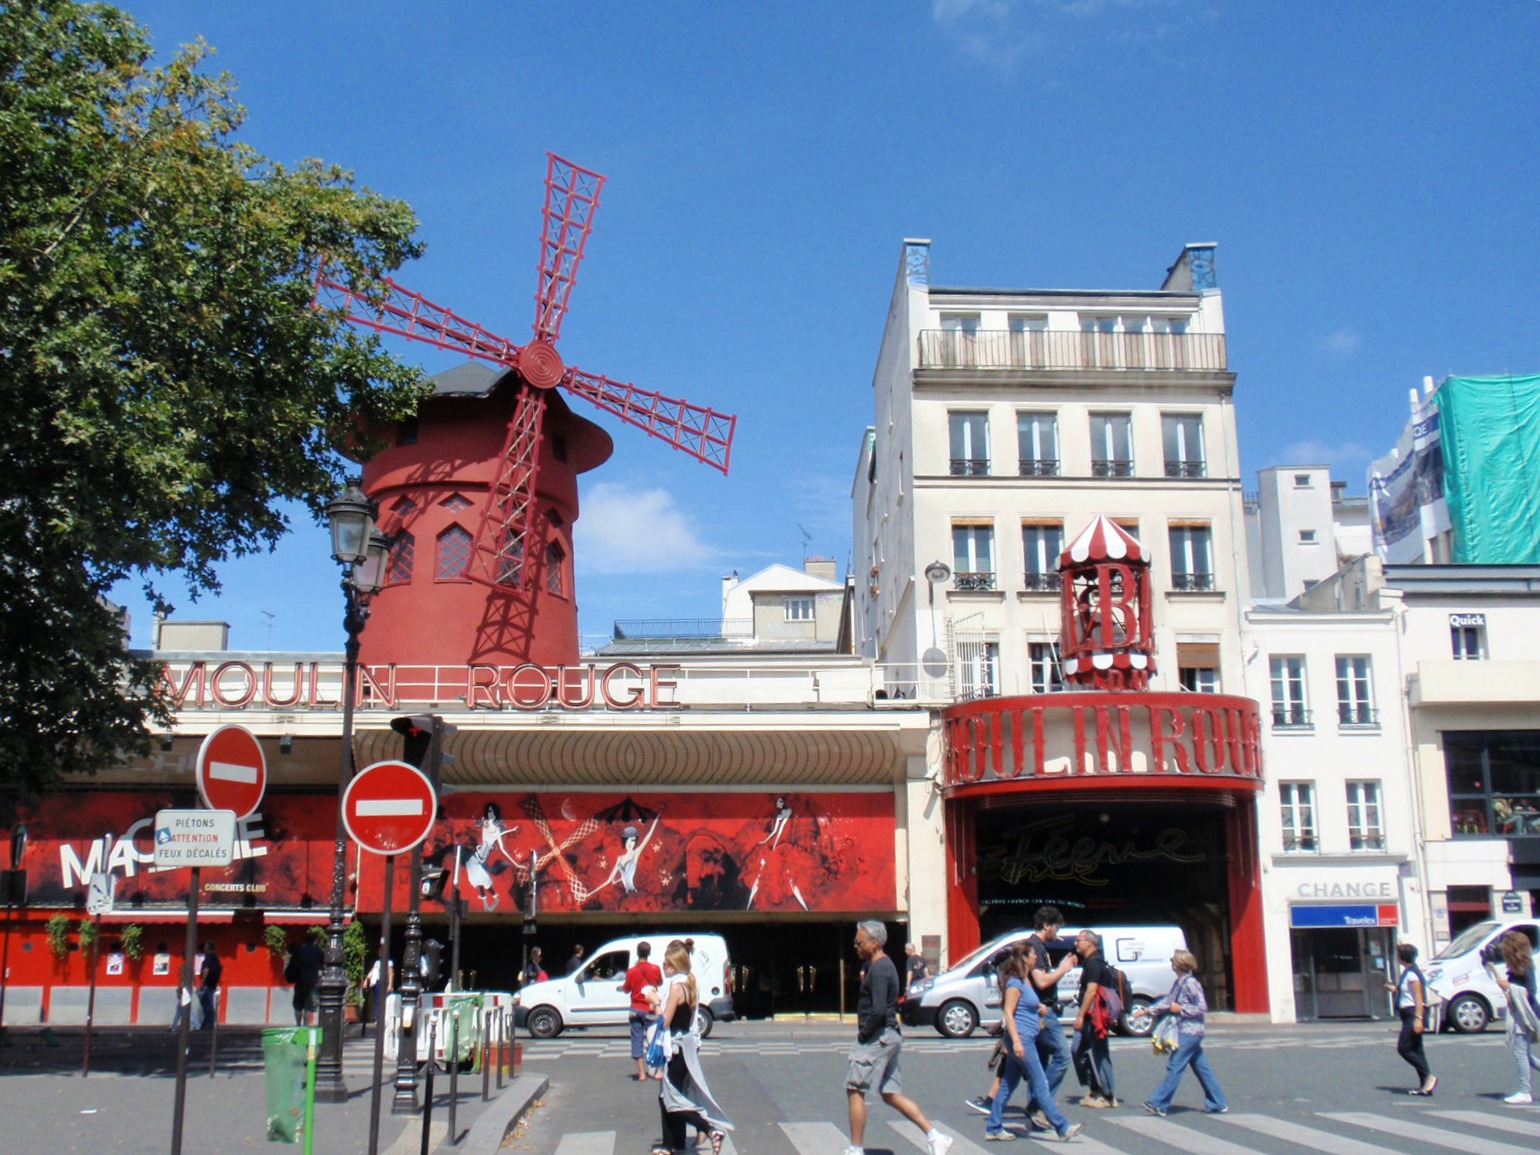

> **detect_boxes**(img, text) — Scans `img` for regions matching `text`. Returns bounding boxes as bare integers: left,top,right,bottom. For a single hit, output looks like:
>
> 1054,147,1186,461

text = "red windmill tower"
1057,515,1156,691
316,155,737,670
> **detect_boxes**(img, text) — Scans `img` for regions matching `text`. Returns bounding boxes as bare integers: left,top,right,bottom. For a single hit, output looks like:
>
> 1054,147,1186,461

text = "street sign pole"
367,856,395,1155
169,866,200,1155
82,905,102,1077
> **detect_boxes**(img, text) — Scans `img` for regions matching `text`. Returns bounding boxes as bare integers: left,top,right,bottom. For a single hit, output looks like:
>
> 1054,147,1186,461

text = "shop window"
1446,730,1540,837
1280,782,1318,852
1346,781,1385,851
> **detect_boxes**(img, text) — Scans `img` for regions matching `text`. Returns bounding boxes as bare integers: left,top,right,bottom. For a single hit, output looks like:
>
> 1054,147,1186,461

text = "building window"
1346,781,1385,851
1029,642,1064,693
1445,730,1540,837
1293,473,1312,488
1161,414,1205,478
1335,656,1377,726
441,493,473,513
949,411,990,476
1008,314,1049,367
386,532,415,586
1179,665,1219,693
1300,529,1318,544
951,523,996,590
1280,782,1317,852
545,541,565,595
1021,521,1063,592
1168,523,1215,591
435,525,472,581
785,596,815,622
1017,411,1060,476
957,640,1000,701
1270,656,1310,728
397,417,419,447
1090,412,1133,477
1451,615,1487,660
939,313,981,366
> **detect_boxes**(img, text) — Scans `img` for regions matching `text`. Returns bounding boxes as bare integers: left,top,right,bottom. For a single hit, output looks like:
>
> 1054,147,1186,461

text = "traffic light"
391,715,435,769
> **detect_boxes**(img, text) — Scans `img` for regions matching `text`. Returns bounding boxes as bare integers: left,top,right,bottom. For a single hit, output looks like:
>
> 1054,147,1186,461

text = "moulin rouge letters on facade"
159,659,682,712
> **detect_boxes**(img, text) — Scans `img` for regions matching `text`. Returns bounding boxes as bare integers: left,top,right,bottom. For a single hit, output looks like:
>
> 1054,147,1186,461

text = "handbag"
643,1020,667,1069
1151,1012,1180,1054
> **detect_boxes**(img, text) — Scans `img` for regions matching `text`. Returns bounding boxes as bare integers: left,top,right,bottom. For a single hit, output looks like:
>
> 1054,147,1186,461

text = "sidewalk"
0,1025,546,1155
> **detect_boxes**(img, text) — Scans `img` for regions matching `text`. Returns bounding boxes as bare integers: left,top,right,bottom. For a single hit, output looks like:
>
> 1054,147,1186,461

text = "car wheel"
526,1006,563,1039
937,999,979,1039
1120,997,1155,1037
1446,993,1489,1033
694,1006,714,1039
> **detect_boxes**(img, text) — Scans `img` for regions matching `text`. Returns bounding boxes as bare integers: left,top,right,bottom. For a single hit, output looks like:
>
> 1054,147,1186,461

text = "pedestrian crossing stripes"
538,1108,1540,1155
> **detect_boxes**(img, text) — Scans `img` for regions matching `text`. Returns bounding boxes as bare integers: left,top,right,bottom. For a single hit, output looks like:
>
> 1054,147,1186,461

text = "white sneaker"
927,1133,955,1155
845,1147,864,1155
1503,1092,1533,1105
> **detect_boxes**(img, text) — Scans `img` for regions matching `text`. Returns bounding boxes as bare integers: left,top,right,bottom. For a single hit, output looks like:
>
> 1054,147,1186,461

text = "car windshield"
948,932,1029,975
1433,921,1500,961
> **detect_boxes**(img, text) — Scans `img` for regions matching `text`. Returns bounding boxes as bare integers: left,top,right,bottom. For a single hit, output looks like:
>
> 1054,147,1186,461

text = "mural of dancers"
743,796,813,911
590,809,665,899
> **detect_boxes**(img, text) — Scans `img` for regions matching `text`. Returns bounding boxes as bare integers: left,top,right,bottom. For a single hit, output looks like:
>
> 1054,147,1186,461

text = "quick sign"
1289,903,1399,929
153,809,236,869
1449,613,1486,628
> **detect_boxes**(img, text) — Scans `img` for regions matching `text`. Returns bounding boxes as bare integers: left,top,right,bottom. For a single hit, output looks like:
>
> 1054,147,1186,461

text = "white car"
1424,918,1540,1033
513,933,735,1039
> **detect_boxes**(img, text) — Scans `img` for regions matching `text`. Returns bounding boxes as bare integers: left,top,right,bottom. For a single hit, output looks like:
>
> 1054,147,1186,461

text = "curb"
452,1072,550,1155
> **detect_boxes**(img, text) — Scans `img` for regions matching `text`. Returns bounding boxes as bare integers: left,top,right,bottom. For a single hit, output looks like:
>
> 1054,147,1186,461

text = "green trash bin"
441,993,483,1070
262,1026,319,1148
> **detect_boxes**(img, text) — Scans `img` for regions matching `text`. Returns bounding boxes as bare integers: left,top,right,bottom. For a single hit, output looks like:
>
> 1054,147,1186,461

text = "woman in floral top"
1140,950,1228,1117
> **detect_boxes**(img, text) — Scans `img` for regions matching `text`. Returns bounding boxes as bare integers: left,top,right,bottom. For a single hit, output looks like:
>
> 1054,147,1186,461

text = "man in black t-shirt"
845,921,953,1155
1070,929,1117,1107
1021,907,1077,1119
903,943,929,995
197,942,222,1030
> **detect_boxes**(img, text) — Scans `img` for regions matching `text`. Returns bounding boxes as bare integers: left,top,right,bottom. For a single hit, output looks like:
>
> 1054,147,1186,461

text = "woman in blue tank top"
984,948,1083,1143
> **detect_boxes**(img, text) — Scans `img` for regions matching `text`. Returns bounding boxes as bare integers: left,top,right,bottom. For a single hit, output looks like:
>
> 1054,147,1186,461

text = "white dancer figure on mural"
592,811,664,899
747,796,809,910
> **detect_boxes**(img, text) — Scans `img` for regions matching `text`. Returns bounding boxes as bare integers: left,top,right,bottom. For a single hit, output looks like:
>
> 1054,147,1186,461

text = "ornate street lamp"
315,482,390,1102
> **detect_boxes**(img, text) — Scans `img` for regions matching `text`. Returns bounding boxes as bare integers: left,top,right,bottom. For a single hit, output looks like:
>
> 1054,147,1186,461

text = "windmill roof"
1061,515,1146,566
430,361,510,396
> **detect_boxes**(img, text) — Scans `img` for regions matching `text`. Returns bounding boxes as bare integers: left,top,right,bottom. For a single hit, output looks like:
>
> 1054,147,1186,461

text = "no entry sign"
342,761,436,855
194,725,267,820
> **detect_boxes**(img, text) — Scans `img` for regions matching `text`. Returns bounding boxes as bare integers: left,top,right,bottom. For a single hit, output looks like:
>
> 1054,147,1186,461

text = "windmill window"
546,541,566,596
397,418,419,447
391,496,418,517
386,532,415,586
496,532,523,587
442,494,473,513
435,526,472,581
552,435,568,463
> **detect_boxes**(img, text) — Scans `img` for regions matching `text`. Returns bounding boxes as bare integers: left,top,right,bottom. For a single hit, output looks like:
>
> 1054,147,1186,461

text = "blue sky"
107,1,1540,653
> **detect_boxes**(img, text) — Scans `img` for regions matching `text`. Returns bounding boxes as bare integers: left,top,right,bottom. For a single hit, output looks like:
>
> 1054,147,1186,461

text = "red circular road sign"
342,761,436,855
194,725,267,820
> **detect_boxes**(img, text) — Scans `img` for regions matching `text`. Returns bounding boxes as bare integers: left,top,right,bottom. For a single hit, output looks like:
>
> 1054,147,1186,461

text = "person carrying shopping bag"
1140,950,1228,1117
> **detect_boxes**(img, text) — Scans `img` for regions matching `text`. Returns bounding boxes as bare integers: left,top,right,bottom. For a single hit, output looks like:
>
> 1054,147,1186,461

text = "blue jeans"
1147,1032,1227,1112
1028,1013,1070,1104
987,1032,1071,1138
1514,1026,1540,1095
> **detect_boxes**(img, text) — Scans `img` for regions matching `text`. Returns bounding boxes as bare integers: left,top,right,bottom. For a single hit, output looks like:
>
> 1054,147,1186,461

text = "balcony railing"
1018,459,1060,477
1338,704,1380,727
919,329,1228,372
1170,572,1216,592
1022,572,1062,592
1272,706,1312,730
1164,460,1207,479
950,457,990,477
612,617,753,640
1091,459,1134,478
954,571,997,592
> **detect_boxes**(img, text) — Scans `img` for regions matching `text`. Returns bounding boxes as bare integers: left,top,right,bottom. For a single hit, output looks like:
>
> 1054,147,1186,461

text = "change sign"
154,809,237,869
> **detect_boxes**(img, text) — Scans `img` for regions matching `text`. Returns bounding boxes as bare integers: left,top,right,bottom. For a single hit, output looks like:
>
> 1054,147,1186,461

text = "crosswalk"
549,1106,1540,1155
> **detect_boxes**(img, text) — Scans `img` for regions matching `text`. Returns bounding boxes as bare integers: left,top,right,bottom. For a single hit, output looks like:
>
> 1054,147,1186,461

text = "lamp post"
315,483,390,1103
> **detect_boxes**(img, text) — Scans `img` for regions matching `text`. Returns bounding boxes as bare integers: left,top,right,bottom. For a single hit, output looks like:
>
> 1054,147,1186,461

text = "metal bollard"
420,1018,436,1155
494,1008,504,1091
446,1007,460,1144
481,1004,492,1102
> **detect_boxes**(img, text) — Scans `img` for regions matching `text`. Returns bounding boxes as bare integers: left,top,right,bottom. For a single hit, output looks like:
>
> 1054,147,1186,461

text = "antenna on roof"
797,524,812,560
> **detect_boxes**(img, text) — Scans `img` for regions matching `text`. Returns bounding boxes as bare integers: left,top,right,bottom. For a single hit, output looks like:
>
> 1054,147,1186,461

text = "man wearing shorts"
845,920,953,1155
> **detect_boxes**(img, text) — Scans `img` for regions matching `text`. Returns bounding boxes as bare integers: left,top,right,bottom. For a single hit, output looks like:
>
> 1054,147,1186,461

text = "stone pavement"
0,1024,547,1154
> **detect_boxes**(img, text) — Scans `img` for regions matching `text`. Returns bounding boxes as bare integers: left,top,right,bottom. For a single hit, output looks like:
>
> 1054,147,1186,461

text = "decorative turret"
1057,516,1156,690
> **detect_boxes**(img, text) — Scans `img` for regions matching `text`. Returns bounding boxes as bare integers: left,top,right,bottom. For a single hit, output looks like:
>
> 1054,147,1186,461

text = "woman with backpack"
1140,950,1229,1117
1385,943,1436,1096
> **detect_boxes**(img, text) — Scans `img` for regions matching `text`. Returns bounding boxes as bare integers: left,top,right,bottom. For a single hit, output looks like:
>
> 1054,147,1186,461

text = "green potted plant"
77,918,98,956
121,923,145,963
44,914,70,960
343,920,368,1020
263,924,287,960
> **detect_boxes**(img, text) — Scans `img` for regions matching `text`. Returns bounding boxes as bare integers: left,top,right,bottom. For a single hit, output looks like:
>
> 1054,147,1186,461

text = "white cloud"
1316,327,1362,356
574,482,716,575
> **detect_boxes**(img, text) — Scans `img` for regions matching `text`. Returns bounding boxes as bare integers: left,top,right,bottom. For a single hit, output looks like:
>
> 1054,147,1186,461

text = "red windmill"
316,155,737,670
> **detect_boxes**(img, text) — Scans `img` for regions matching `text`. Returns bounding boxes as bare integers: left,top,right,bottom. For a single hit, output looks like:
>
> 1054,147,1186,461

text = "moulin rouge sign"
160,659,683,713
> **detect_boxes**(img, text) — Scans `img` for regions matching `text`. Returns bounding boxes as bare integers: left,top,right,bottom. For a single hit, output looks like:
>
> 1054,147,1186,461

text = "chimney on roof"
804,556,837,582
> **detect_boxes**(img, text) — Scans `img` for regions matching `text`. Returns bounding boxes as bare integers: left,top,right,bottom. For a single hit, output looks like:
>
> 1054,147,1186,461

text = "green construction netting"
1438,375,1540,563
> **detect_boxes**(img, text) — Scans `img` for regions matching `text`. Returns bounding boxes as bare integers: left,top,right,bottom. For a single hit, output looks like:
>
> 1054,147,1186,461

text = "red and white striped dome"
1060,515,1146,567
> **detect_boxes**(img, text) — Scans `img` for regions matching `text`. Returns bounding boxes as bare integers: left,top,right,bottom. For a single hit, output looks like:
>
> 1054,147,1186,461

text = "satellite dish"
922,647,948,678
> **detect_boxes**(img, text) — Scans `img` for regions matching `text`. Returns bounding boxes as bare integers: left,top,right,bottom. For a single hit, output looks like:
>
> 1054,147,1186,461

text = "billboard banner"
1369,392,1449,564
1,788,896,917
360,790,896,916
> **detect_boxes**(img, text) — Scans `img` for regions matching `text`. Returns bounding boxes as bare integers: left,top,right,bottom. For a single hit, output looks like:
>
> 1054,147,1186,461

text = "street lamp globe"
326,482,376,567
353,530,393,596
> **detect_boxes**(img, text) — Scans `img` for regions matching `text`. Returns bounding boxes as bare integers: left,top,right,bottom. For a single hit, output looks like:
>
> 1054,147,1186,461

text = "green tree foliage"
0,3,427,792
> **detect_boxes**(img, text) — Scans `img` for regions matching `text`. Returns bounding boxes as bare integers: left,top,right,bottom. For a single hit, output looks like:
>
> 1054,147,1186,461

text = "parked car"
901,925,1187,1039
1424,918,1540,1033
513,933,735,1039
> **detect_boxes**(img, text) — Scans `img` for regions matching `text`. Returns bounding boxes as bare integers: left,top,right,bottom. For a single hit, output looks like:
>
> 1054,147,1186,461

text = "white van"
512,933,734,1039
901,925,1187,1039
1423,918,1539,1033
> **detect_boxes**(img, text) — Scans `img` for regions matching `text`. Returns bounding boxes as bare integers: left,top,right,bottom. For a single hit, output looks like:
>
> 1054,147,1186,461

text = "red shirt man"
622,942,664,1080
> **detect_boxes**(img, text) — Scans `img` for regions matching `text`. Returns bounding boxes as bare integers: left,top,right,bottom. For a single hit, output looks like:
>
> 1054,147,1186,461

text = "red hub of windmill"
317,155,737,670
